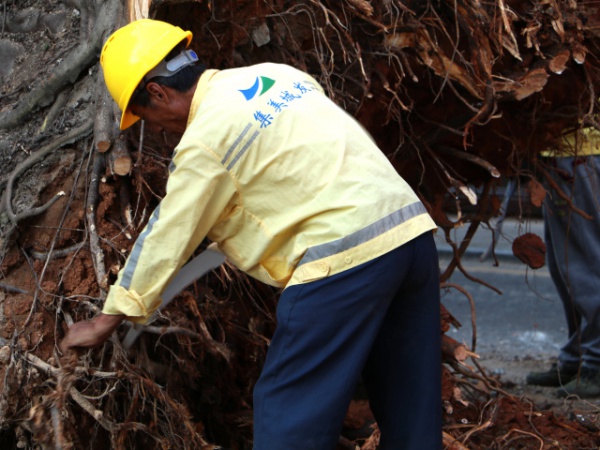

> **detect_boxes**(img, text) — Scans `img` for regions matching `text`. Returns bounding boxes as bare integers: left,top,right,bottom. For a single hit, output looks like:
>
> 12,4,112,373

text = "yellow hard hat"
100,19,193,130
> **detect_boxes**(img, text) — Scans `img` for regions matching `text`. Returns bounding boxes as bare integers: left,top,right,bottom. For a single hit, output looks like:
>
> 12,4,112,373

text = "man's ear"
146,82,168,104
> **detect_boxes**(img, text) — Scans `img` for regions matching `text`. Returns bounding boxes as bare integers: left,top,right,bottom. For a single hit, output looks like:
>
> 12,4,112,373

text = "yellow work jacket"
542,127,600,157
103,63,437,323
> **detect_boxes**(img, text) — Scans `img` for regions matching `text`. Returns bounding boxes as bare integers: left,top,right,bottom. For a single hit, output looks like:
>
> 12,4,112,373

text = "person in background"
60,19,442,449
527,127,600,398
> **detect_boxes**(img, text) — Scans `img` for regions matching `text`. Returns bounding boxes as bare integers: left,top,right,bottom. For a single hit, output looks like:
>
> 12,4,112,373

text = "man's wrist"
95,313,126,337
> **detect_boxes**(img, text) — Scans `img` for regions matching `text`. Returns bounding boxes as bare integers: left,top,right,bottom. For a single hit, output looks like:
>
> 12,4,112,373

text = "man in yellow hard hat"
61,19,442,450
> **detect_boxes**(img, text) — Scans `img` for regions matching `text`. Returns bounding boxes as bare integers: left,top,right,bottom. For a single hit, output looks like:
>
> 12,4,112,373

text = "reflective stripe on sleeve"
221,123,252,165
227,130,260,170
120,204,162,289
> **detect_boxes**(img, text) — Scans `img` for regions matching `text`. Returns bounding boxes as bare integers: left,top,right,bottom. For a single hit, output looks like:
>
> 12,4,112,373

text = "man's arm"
101,145,236,322
61,143,236,350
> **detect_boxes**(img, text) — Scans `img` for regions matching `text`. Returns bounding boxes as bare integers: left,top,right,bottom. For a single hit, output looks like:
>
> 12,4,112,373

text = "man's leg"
544,192,583,371
543,156,600,397
546,156,600,370
253,232,441,450
362,232,442,450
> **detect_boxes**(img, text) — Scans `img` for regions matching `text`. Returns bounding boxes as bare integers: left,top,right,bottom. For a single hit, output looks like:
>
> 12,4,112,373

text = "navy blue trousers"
253,232,442,450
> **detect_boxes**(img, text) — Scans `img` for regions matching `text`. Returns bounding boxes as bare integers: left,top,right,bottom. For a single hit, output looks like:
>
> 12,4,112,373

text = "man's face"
129,102,186,135
128,82,190,135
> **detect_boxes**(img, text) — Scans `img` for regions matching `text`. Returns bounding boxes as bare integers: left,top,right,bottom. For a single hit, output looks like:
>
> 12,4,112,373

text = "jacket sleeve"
102,143,236,323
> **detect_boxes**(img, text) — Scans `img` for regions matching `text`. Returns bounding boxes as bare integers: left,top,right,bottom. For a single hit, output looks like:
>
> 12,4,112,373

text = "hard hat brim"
120,109,141,130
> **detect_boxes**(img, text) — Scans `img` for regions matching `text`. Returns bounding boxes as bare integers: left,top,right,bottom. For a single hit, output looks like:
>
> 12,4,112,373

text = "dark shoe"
557,366,600,398
526,363,578,387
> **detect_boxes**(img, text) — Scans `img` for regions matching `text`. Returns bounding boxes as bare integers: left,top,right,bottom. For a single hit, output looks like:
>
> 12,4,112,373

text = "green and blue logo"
239,76,276,101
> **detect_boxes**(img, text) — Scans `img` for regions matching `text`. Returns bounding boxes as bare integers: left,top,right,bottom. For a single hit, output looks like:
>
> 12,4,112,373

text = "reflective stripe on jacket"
103,63,437,323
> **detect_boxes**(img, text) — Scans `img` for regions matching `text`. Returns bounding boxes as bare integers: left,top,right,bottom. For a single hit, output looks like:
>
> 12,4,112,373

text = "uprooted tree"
1,0,600,448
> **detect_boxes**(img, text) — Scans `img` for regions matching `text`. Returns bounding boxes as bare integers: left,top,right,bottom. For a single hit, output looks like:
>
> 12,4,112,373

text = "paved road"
435,218,567,361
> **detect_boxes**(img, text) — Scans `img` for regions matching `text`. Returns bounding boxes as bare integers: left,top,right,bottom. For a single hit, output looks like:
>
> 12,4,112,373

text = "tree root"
86,148,108,291
442,282,477,352
38,88,71,135
440,223,503,295
0,282,28,294
145,325,232,361
1,118,93,228
68,386,118,432
438,146,501,179
537,163,594,221
0,0,121,131
17,341,210,449
29,242,88,260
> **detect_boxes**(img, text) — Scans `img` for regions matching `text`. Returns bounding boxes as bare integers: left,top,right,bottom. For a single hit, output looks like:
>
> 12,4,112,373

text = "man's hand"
60,313,125,353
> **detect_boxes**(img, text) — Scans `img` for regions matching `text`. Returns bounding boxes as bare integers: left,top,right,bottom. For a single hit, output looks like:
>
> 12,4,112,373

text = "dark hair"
129,43,206,108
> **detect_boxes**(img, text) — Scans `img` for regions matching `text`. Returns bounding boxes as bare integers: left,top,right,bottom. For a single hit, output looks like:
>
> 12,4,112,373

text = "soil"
481,356,600,444
486,356,599,417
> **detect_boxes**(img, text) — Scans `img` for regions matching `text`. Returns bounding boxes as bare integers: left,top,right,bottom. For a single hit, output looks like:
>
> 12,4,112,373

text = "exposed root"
0,0,121,131
442,282,478,352
15,341,210,449
1,118,93,229
29,242,88,261
441,223,503,296
0,282,28,294
86,148,108,290
537,163,594,221
143,324,232,361
438,146,501,179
